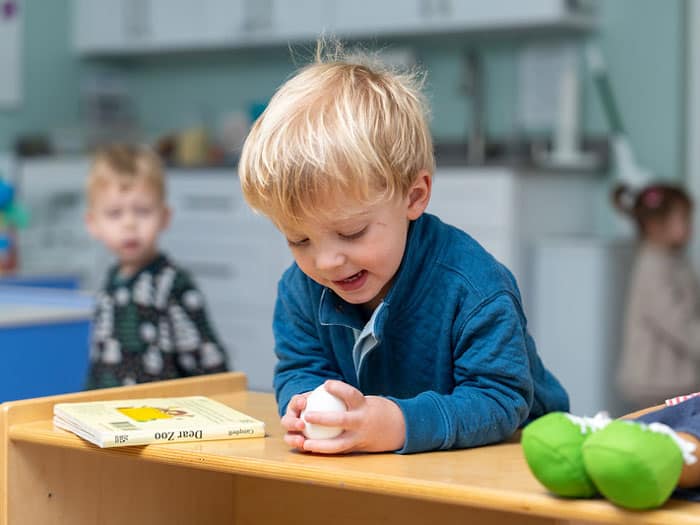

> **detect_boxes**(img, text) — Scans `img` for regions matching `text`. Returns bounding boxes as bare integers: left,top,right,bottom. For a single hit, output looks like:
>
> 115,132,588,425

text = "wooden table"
2,372,700,524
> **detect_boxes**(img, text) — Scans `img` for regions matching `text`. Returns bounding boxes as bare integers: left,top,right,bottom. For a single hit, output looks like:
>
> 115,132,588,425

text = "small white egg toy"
301,385,347,439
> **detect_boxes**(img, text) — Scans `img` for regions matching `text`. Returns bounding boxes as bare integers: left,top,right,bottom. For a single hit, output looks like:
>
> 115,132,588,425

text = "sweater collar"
109,252,169,289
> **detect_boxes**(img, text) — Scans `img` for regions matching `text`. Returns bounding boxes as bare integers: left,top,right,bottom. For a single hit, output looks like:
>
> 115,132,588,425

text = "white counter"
0,286,93,327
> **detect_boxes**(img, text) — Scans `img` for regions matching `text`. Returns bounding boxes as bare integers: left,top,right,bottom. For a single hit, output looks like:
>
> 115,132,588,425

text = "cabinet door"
424,0,573,31
429,168,516,232
147,0,213,49
75,0,328,54
269,0,330,41
18,158,112,291
331,0,423,37
232,0,329,45
161,171,292,392
331,0,588,38
73,0,128,53
74,0,155,54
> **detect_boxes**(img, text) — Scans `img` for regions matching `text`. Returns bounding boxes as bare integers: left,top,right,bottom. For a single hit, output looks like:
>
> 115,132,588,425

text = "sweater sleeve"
273,277,345,416
168,270,229,375
389,293,533,454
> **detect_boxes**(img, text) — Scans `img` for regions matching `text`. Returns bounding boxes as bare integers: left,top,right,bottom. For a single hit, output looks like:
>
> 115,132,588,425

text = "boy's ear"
160,205,172,231
85,210,99,240
406,169,432,220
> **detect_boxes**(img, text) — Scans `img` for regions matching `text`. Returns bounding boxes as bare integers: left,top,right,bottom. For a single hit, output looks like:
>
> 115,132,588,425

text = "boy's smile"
333,269,368,291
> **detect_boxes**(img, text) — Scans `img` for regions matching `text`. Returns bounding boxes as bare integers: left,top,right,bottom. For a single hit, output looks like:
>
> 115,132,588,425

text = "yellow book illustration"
53,396,265,448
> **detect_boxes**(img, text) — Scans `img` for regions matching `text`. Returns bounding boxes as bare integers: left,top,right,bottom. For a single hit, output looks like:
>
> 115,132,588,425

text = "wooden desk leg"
9,443,235,525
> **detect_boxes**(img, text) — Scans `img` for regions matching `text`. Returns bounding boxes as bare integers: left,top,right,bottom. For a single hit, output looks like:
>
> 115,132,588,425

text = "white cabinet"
232,0,331,44
161,171,292,392
428,167,601,313
73,0,594,56
74,0,221,54
329,0,594,38
330,1,425,36
73,0,132,54
420,0,594,32
73,0,330,55
17,157,112,291
530,238,634,417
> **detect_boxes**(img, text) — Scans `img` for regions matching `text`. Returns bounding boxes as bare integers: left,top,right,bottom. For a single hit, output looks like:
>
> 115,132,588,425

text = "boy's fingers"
284,433,306,450
323,380,365,410
287,394,308,416
301,410,348,428
281,413,306,432
301,409,367,432
303,435,355,454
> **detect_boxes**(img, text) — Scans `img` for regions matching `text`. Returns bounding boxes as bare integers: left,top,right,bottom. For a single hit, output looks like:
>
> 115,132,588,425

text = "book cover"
53,396,265,448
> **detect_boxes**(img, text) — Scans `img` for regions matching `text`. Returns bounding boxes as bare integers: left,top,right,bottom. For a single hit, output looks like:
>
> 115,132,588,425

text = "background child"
84,144,228,389
612,183,699,410
238,42,569,455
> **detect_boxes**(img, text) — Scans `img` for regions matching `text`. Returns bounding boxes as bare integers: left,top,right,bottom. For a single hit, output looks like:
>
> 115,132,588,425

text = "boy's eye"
339,226,367,240
105,209,122,219
287,238,309,248
134,206,153,216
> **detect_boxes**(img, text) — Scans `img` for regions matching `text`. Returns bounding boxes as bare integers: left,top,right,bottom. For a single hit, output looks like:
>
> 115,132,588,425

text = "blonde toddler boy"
239,44,568,454
84,144,228,389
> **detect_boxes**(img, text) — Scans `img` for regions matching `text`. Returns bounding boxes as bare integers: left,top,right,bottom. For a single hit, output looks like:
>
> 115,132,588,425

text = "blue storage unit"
0,274,81,290
0,286,93,402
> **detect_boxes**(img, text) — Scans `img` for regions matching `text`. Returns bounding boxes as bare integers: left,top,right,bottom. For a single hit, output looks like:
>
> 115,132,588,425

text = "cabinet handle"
123,0,150,39
242,0,274,32
181,195,236,211
418,0,433,17
186,261,235,279
440,0,452,17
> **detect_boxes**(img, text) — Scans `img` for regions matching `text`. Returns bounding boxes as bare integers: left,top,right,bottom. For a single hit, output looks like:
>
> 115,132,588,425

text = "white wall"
688,0,700,270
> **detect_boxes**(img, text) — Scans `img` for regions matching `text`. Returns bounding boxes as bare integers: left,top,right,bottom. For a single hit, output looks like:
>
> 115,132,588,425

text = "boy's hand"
280,391,312,450
282,379,406,454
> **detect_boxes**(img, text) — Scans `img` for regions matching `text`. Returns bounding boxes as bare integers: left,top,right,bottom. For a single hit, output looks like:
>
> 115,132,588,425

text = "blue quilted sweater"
272,213,569,453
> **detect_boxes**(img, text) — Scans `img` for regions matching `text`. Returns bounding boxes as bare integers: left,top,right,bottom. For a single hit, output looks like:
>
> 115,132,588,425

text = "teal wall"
0,0,82,152
0,0,686,180
590,0,685,179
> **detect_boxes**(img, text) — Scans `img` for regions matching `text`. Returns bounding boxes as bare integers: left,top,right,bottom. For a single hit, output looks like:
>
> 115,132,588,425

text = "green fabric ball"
583,420,684,510
522,412,598,498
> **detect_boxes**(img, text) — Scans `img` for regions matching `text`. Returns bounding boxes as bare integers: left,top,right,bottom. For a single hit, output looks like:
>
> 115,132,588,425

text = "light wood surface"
3,372,700,524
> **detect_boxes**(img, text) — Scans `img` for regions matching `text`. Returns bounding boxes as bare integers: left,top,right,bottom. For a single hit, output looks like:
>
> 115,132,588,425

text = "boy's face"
86,179,170,275
280,171,431,311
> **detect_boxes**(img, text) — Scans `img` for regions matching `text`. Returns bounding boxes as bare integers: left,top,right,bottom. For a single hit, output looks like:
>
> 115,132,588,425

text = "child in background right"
612,183,700,411
520,184,700,511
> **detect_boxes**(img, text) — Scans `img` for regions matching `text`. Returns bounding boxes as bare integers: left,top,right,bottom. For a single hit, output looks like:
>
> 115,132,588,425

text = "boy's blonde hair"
86,144,166,206
239,42,435,227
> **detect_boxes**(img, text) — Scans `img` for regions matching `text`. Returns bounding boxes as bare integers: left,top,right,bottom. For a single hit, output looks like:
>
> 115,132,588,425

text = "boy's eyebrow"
322,208,373,225
280,209,374,236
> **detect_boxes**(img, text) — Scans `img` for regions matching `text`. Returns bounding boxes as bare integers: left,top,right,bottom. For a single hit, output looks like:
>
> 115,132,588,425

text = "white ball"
301,385,347,440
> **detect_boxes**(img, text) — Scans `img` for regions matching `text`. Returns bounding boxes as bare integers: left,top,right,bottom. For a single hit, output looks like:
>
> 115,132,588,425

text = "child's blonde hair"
239,41,435,227
86,144,166,206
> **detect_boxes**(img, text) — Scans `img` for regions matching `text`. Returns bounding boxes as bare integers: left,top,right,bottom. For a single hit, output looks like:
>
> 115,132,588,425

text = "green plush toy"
522,412,697,510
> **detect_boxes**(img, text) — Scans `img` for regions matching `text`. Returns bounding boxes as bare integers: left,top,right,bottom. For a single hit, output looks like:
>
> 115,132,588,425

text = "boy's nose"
315,248,345,271
122,211,138,228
